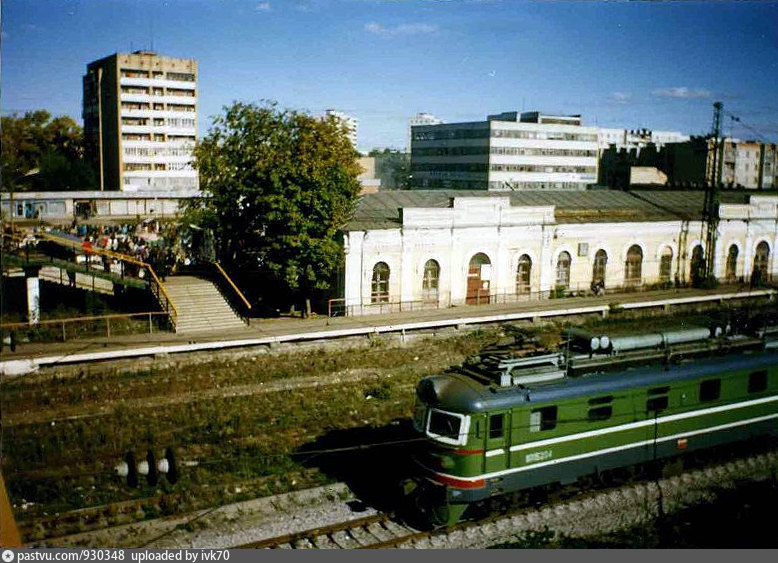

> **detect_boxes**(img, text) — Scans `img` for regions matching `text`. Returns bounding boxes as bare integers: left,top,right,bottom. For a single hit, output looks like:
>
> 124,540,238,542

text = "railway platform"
0,285,774,375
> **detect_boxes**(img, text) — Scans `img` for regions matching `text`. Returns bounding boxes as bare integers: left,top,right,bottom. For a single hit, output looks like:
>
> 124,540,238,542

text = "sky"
2,0,777,152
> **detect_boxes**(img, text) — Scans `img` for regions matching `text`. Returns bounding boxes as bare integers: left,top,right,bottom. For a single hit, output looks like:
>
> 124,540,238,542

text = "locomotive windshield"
426,408,470,446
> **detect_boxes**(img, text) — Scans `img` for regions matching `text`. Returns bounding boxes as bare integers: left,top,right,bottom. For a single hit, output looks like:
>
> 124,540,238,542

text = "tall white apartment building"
406,112,443,152
324,109,358,149
83,51,199,192
410,111,598,190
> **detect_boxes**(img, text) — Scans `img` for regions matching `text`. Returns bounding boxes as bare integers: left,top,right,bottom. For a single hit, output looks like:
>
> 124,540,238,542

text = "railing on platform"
0,311,171,344
328,278,776,318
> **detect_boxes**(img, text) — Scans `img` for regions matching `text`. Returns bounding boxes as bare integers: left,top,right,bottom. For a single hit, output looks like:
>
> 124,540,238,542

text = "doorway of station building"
466,252,491,305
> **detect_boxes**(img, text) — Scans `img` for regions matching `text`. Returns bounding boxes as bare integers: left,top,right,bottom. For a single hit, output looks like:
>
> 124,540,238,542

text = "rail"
213,261,251,311
18,231,178,329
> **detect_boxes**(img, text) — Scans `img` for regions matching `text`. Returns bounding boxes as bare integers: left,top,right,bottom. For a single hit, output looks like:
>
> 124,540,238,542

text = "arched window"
516,255,532,294
726,245,739,282
371,262,390,303
754,241,770,283
691,245,705,286
659,247,673,282
624,245,643,285
422,259,440,301
556,251,571,289
592,250,607,284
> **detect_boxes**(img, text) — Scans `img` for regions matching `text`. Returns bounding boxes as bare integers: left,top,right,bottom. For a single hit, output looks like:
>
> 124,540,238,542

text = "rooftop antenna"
150,13,154,51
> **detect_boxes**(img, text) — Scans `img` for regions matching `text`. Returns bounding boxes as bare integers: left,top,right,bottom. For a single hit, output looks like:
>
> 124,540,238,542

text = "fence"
327,277,772,318
0,311,172,345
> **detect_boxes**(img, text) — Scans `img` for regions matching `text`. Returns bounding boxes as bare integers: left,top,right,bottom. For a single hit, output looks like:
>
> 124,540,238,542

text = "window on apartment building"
726,245,739,282
556,251,571,289
166,72,195,82
422,259,440,301
371,262,390,303
660,247,673,282
517,255,532,294
625,245,643,286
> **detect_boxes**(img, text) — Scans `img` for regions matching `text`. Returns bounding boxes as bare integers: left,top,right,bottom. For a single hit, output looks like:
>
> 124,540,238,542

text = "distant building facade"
325,109,358,149
83,51,199,192
406,112,443,152
597,128,690,153
709,139,778,189
1,189,196,223
410,111,599,191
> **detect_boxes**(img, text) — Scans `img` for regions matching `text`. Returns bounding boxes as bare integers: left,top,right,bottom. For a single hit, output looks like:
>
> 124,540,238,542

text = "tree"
1,110,96,191
368,148,411,189
191,101,362,314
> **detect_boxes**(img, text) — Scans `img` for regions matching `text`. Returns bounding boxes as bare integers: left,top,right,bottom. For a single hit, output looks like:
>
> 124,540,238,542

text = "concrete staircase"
162,276,247,334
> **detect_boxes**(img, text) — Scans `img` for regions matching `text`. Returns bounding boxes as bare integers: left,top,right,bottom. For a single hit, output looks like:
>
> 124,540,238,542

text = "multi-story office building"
324,109,358,150
83,51,199,192
406,112,443,152
410,111,598,190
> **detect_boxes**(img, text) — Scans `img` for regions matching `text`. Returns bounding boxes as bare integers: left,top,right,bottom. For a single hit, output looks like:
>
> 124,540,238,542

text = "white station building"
341,190,778,315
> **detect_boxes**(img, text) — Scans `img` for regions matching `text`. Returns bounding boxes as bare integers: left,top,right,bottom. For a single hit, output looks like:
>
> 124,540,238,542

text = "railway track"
234,513,427,549
231,447,778,550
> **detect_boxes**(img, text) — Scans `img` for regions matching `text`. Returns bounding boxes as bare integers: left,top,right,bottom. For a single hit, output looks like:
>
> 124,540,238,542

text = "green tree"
368,148,411,189
191,101,362,314
1,110,96,191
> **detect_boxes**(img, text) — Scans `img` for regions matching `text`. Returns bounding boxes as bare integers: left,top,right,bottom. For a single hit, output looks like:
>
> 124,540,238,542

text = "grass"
2,329,499,522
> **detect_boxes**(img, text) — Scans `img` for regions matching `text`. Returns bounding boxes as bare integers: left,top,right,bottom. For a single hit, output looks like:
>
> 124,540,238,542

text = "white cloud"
255,2,271,12
609,92,632,105
364,22,439,38
652,87,712,99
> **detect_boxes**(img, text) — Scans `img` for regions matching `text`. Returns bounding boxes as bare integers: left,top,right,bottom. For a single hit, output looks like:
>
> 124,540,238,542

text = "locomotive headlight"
439,455,455,469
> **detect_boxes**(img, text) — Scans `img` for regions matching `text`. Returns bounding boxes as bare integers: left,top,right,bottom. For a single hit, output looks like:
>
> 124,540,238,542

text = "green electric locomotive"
407,324,778,526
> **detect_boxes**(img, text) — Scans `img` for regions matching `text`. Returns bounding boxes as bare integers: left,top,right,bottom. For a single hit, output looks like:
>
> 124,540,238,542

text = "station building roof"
346,189,770,231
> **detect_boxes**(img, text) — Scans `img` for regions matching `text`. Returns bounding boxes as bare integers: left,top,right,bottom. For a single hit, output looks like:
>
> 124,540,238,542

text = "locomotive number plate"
525,450,553,463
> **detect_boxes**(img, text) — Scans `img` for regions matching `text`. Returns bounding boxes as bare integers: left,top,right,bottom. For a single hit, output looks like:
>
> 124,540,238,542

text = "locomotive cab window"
427,409,470,446
748,370,768,394
699,379,721,403
530,406,557,432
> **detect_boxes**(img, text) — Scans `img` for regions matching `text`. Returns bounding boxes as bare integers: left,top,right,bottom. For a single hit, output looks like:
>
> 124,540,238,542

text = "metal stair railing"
212,261,252,324
23,231,178,330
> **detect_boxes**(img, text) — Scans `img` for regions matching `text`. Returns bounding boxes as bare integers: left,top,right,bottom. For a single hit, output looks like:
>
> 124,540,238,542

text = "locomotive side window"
489,414,504,439
646,396,668,412
646,386,670,413
427,409,470,446
748,370,768,394
588,405,612,422
530,406,557,432
699,379,721,403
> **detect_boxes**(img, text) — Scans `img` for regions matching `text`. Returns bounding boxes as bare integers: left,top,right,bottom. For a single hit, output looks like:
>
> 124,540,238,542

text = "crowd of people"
45,220,183,280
